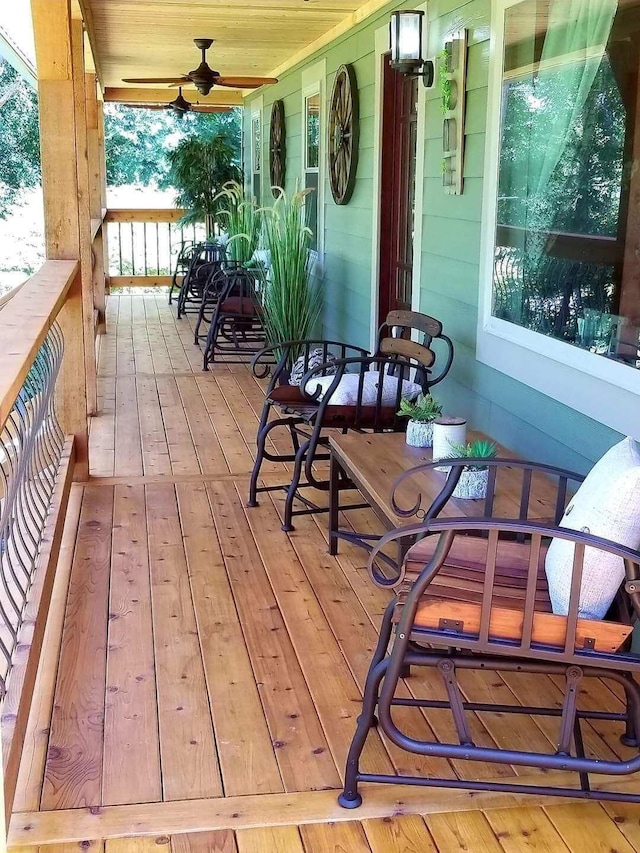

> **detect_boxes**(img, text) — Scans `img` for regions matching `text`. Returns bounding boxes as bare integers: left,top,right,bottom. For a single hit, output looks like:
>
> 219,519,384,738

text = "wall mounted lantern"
388,10,435,87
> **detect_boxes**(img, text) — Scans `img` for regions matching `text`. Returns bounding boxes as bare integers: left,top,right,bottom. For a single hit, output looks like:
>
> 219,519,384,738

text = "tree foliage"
0,60,41,217
166,132,241,236
104,104,241,190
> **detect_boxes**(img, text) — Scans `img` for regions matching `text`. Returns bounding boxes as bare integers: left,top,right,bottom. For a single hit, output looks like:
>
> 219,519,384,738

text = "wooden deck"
9,293,640,851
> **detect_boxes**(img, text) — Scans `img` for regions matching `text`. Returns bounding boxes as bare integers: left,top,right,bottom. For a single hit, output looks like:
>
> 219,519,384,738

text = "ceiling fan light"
196,82,213,95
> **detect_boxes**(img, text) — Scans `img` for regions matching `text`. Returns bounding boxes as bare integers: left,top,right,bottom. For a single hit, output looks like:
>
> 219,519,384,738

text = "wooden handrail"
105,208,187,224
0,281,26,309
0,260,78,434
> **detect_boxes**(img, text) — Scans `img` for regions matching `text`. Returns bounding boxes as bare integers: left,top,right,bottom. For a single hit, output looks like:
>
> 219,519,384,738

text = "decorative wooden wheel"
269,100,286,196
328,64,359,205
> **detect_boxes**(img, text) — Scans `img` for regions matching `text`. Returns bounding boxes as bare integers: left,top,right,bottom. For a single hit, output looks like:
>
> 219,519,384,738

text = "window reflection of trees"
493,7,640,369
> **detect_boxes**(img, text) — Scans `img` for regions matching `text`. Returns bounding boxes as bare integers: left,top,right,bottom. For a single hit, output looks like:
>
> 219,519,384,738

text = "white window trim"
369,3,428,353
302,60,326,266
477,0,640,438
250,95,263,199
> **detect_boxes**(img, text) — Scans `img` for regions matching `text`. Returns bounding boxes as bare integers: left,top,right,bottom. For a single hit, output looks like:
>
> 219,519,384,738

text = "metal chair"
193,264,230,345
201,266,266,369
168,240,197,306
338,457,640,808
248,312,454,531
176,242,224,319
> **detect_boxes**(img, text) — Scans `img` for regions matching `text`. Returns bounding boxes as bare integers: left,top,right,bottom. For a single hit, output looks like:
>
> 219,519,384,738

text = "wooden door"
378,57,419,325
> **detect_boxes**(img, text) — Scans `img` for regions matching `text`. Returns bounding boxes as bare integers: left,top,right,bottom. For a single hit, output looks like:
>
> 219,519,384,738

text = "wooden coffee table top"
329,431,559,528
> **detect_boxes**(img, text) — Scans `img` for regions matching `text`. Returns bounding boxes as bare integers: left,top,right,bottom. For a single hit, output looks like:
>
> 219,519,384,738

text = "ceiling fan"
121,87,232,116
122,38,278,95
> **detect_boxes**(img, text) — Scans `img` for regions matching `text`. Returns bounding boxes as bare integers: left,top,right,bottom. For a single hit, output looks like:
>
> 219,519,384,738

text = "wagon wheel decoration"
269,100,286,197
328,64,359,205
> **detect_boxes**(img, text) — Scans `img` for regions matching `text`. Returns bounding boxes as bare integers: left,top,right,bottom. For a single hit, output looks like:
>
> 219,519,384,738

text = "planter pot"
452,468,489,500
405,419,434,448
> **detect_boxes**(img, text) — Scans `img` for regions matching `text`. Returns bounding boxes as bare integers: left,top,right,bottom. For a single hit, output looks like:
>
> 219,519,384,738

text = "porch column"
97,92,110,296
86,71,107,326
31,0,91,477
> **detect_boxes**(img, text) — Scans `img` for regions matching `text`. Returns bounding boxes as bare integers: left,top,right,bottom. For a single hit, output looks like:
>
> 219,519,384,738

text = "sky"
0,0,36,70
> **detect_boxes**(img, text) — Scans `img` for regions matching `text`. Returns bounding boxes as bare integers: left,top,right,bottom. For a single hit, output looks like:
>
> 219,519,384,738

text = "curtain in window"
528,0,618,200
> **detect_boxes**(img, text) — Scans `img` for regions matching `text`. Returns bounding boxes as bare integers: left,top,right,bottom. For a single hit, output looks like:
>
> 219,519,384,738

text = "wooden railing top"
105,208,187,224
0,260,78,433
0,281,26,309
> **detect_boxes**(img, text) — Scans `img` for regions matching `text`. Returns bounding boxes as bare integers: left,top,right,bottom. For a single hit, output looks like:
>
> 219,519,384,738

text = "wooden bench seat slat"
397,534,632,654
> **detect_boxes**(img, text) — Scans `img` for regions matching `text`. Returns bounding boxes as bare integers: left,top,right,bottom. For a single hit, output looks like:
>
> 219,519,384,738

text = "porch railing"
105,208,206,287
0,262,79,822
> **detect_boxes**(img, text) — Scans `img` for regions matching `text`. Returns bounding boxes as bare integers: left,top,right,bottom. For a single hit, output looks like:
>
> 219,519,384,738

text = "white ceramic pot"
405,419,434,448
452,468,489,500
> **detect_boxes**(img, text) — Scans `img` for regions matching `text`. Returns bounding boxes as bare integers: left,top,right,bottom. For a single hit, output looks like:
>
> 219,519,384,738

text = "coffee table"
328,431,559,556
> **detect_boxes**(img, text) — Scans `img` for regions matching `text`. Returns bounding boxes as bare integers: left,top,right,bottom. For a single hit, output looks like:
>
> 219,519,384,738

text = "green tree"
167,132,241,237
0,60,41,217
104,103,241,189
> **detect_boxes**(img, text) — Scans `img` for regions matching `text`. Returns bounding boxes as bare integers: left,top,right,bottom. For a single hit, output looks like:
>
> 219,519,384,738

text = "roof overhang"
78,0,395,104
0,25,37,89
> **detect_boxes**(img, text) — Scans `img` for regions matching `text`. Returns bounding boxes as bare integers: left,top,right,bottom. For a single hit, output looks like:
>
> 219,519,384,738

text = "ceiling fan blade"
121,103,168,110
191,105,234,113
122,77,190,84
214,76,278,89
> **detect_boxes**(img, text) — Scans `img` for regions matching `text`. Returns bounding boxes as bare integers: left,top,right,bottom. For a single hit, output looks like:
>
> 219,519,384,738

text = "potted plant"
215,181,261,265
447,439,498,499
167,132,241,239
398,394,442,447
260,186,321,367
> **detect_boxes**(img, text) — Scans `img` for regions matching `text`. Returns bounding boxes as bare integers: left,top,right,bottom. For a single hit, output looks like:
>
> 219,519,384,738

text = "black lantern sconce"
389,10,435,87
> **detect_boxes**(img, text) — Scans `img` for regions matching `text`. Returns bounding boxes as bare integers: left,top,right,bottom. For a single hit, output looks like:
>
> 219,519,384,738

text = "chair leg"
194,298,207,344
248,409,273,507
338,655,390,809
282,441,309,532
620,674,640,747
202,318,217,371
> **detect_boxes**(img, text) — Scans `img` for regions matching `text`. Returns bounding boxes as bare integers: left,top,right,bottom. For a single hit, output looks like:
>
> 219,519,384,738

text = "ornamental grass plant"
260,186,321,363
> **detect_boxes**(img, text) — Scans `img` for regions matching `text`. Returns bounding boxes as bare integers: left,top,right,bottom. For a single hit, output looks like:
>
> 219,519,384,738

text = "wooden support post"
31,0,90,478
71,9,98,417
97,93,110,295
86,72,106,326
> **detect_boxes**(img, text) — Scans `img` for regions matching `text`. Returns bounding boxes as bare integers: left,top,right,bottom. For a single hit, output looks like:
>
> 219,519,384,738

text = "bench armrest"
390,457,586,527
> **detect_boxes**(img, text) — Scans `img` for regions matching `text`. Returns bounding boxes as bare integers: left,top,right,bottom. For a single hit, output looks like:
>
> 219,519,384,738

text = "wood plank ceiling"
82,0,379,105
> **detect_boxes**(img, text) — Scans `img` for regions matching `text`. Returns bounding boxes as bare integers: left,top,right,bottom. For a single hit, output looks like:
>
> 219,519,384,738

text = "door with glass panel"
492,0,640,370
378,56,418,324
304,92,321,253
251,113,261,205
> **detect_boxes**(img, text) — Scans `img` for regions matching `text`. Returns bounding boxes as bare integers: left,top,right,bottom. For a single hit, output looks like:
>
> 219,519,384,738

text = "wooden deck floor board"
10,294,640,849
208,480,340,793
41,486,114,811
103,484,162,806
146,483,223,801
176,481,284,797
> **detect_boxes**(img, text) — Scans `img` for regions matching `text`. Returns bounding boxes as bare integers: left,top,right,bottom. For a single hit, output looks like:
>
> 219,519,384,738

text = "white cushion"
304,370,422,406
545,437,640,620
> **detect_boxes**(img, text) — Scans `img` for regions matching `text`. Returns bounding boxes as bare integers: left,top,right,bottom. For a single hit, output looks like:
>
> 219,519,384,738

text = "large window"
490,0,640,370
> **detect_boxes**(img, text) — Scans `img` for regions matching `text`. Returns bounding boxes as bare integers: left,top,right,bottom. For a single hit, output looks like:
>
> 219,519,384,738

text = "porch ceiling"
81,0,382,103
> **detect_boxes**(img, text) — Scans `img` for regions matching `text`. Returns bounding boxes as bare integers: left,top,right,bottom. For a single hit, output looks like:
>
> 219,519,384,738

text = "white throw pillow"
545,437,640,620
304,370,422,406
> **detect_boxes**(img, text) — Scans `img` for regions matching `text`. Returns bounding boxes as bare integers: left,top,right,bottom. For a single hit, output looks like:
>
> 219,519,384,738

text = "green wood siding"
244,0,621,472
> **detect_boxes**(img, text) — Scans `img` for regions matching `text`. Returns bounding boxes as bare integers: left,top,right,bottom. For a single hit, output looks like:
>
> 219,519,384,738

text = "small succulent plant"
397,394,442,423
447,439,498,471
